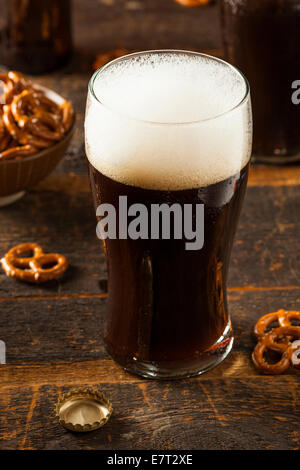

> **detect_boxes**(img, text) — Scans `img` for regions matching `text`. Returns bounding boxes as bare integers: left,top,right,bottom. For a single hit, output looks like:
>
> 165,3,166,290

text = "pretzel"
290,340,300,369
174,0,211,6
60,100,74,133
0,115,11,151
8,71,33,92
37,93,61,117
0,70,74,161
252,310,300,375
2,104,52,149
254,309,300,337
0,144,37,161
11,90,64,141
254,309,300,348
0,73,15,105
0,71,32,104
1,243,68,284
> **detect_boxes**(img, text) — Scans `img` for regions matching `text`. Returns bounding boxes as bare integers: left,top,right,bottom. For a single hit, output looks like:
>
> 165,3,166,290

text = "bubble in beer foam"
85,52,252,190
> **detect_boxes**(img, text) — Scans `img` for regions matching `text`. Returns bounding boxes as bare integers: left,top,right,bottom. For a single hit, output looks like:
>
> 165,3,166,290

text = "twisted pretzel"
0,71,32,105
252,310,300,375
1,243,69,284
290,340,300,369
174,0,211,6
11,90,64,141
0,70,74,161
0,114,12,151
254,309,300,337
60,99,74,133
2,104,51,149
37,93,61,118
0,73,17,105
0,144,37,160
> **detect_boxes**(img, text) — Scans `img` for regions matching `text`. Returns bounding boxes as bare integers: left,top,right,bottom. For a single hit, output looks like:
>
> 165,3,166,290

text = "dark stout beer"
88,163,249,371
220,0,300,161
85,51,252,378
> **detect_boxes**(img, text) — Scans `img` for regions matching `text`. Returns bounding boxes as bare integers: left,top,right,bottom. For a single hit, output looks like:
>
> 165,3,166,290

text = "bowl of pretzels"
0,71,75,206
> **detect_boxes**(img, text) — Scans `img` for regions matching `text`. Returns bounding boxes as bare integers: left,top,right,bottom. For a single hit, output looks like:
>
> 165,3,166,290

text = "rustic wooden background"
0,0,299,450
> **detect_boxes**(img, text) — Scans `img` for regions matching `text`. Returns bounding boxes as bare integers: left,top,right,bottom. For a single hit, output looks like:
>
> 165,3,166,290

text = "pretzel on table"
252,310,300,375
1,243,69,284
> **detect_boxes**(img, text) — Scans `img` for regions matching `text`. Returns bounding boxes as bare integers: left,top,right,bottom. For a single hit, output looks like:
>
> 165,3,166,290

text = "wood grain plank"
0,289,299,364
0,378,299,450
248,165,300,186
1,347,299,392
31,165,300,193
72,0,222,55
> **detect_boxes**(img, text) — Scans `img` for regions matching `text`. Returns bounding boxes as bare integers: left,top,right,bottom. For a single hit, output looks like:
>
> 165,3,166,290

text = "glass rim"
88,49,250,126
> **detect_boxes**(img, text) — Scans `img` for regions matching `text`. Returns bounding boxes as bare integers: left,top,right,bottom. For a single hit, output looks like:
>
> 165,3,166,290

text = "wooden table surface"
0,0,299,450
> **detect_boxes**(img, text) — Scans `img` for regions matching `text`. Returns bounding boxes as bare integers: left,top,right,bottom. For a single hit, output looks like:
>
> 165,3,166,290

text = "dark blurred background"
0,0,220,73
71,0,220,68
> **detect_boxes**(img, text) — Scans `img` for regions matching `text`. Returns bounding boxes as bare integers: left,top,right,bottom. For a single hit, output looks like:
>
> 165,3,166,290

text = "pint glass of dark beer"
219,0,300,163
85,50,252,378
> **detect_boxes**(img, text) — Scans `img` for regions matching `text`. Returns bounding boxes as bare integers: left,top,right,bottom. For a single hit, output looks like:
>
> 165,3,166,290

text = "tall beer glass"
85,50,252,379
219,0,300,163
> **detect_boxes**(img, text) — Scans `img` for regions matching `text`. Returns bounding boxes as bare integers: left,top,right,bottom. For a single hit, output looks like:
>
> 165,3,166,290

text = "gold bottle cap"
55,388,112,432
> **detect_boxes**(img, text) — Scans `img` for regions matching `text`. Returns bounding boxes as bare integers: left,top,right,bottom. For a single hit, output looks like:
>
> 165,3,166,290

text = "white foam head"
85,51,252,190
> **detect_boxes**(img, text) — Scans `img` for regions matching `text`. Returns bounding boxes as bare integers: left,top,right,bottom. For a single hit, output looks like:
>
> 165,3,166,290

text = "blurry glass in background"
0,0,72,75
219,0,300,163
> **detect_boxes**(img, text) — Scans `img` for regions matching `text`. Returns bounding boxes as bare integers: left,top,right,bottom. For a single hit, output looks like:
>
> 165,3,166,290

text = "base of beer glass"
106,322,234,380
0,191,25,207
252,152,300,165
